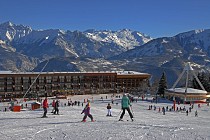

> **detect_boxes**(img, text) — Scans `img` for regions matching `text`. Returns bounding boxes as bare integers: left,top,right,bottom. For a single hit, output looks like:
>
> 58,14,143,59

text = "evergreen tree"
157,72,167,98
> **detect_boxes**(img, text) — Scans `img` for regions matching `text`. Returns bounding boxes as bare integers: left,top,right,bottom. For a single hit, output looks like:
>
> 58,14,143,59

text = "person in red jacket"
42,97,48,118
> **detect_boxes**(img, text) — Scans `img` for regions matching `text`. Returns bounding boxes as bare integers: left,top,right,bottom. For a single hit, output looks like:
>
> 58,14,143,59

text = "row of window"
0,82,141,91
185,97,206,101
0,77,116,83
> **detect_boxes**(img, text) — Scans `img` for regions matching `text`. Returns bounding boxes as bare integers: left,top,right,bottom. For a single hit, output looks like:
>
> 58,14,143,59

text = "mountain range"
1,21,210,87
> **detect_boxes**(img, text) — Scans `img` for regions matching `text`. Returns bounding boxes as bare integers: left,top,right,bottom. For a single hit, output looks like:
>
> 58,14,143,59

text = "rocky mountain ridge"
1,21,210,86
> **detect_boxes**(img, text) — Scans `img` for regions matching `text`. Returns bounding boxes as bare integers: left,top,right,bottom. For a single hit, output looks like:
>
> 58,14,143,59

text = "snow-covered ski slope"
0,94,210,140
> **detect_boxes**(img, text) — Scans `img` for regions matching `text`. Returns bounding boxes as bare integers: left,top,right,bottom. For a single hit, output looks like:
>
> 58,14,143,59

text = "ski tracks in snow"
30,127,55,139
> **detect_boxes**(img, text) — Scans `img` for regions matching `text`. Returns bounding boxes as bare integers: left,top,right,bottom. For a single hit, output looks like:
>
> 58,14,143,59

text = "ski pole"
130,105,134,116
117,109,122,117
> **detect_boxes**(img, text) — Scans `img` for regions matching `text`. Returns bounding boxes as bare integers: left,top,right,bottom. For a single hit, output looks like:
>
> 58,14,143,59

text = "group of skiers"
41,93,202,121
41,98,59,118
41,93,134,121
67,100,82,107
147,103,199,117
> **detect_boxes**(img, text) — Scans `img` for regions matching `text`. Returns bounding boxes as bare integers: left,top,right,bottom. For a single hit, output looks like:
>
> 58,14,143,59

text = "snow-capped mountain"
0,22,152,60
0,21,32,41
0,21,153,72
84,29,152,49
111,29,210,61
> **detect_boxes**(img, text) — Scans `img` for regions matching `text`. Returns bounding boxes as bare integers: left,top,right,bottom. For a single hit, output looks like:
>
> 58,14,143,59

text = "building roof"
115,71,149,75
0,70,150,76
0,71,13,74
166,87,207,94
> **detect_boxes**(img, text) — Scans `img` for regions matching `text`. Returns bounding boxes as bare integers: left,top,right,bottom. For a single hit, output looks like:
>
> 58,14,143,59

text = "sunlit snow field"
0,94,210,140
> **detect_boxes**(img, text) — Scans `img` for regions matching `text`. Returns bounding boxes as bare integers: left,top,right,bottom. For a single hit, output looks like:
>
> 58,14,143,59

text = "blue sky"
0,0,210,38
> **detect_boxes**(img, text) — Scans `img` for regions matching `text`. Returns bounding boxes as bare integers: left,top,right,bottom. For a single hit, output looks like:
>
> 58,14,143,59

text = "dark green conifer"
157,72,167,98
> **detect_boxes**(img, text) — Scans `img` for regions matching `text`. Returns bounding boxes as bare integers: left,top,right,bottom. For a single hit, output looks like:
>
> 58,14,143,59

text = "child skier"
81,102,94,122
107,103,112,116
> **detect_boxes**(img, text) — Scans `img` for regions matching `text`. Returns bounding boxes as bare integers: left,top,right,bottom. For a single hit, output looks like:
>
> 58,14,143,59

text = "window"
0,87,4,91
59,76,65,82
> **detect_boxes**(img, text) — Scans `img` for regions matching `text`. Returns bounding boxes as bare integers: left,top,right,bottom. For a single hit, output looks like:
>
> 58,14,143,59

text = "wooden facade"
0,71,150,100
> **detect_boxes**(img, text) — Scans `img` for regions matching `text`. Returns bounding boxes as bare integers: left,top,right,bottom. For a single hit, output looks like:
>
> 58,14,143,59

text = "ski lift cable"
22,60,49,100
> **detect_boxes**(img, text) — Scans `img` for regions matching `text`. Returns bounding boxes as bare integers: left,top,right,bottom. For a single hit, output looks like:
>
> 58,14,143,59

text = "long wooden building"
0,71,150,100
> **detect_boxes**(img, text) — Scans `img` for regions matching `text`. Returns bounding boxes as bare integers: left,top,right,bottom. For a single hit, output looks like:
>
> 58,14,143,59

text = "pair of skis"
117,106,134,122
118,118,134,122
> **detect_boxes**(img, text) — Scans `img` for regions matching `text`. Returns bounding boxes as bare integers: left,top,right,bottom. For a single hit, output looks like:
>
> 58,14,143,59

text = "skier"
162,107,165,115
154,105,156,111
195,110,198,117
106,103,112,116
186,110,188,116
81,102,94,122
54,100,59,115
148,105,151,110
166,106,168,111
42,97,48,118
119,93,134,121
51,100,55,113
112,98,114,104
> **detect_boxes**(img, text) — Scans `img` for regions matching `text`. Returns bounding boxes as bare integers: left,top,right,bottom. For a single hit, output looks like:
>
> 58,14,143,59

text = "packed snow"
0,94,210,140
